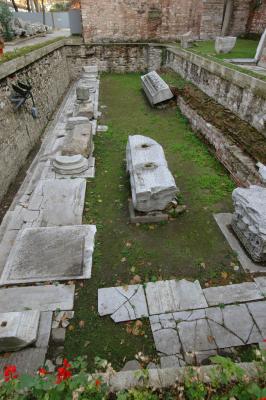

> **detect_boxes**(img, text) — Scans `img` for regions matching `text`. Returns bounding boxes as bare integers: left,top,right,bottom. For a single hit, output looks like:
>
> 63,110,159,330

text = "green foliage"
50,2,70,12
0,1,13,40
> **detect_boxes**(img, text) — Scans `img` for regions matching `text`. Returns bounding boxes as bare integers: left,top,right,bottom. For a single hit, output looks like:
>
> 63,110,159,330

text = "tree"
0,1,13,40
11,0,18,12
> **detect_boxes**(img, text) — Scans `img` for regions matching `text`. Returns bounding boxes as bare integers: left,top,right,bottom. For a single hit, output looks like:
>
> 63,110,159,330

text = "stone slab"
214,213,266,273
247,301,266,337
153,328,181,355
215,36,236,54
128,199,169,224
0,310,40,352
62,122,93,157
0,284,75,312
0,225,96,285
254,276,266,295
28,179,86,226
0,348,47,375
203,282,264,306
98,285,148,322
255,28,266,62
52,155,89,175
35,312,53,348
145,279,207,315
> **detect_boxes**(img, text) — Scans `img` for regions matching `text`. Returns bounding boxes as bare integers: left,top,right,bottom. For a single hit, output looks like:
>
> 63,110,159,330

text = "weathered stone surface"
256,162,266,184
0,310,40,352
145,279,207,315
214,213,266,273
232,185,266,263
98,285,148,322
247,301,266,337
203,282,264,306
126,135,178,212
51,328,66,344
82,65,98,79
255,28,266,62
28,179,86,226
180,31,194,49
52,154,89,175
0,284,75,312
35,312,53,349
1,225,96,284
254,276,266,295
153,328,181,355
0,348,47,375
73,100,94,119
215,36,236,54
76,80,91,101
66,117,89,130
141,71,173,105
179,318,216,352
121,360,141,371
62,122,93,157
160,355,184,368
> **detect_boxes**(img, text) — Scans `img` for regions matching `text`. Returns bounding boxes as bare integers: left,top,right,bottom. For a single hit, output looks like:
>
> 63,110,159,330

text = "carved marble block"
232,185,266,263
82,65,98,79
215,36,236,54
62,122,93,158
76,80,91,101
141,71,173,105
52,154,89,175
126,135,178,212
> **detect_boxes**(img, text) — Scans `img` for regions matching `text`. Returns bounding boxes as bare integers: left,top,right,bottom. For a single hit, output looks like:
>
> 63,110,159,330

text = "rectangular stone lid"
0,225,96,285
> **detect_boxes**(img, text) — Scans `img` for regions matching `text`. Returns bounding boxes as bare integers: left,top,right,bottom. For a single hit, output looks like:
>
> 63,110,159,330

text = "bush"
0,1,13,40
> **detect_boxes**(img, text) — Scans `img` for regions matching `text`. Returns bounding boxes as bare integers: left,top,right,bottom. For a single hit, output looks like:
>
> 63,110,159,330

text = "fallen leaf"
79,320,85,328
207,335,215,343
68,325,75,331
121,257,127,263
130,275,142,284
221,271,228,279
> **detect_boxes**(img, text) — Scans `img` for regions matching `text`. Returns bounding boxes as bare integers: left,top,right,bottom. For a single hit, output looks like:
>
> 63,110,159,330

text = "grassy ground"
64,73,248,371
175,38,266,82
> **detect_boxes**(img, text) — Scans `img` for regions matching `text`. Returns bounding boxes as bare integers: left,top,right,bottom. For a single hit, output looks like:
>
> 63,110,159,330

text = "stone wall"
65,43,164,76
80,0,266,43
165,46,266,137
248,1,266,35
0,41,70,202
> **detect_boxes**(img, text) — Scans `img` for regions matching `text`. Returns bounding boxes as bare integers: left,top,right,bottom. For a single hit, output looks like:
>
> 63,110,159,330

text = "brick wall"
80,0,266,43
249,1,266,34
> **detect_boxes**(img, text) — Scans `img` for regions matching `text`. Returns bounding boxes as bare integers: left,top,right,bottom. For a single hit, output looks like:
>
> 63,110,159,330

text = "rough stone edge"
0,39,66,80
96,362,263,391
166,45,266,98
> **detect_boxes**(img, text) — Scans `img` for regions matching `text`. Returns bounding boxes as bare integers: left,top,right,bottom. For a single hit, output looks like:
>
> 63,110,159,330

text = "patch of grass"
173,38,266,82
64,73,248,371
0,37,65,64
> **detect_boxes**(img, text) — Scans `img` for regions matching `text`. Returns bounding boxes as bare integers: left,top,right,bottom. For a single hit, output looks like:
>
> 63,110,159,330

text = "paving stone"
28,179,86,226
153,328,181,355
174,309,205,322
158,313,176,329
0,284,75,312
35,312,52,348
0,225,96,284
121,360,141,372
160,355,183,368
247,301,266,336
51,328,66,344
254,277,266,295
145,279,207,315
98,285,148,322
203,282,264,306
178,318,216,352
0,348,47,375
0,310,40,352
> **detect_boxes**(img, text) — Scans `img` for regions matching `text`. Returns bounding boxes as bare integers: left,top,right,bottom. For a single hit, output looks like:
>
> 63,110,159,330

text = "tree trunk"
33,0,40,12
26,0,31,12
11,0,18,12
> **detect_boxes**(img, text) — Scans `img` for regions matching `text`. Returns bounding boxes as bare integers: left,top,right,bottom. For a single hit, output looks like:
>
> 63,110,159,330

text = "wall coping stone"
0,39,66,81
166,45,266,99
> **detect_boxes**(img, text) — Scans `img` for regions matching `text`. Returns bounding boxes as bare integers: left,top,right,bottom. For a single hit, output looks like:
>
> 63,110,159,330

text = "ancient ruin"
141,71,173,105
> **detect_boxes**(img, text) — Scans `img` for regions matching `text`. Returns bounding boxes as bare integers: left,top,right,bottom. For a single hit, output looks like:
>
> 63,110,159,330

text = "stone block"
28,178,86,226
82,65,98,79
203,282,264,306
141,71,173,105
180,31,194,49
0,225,96,285
66,117,89,130
62,123,93,157
215,36,236,54
153,328,181,355
51,328,66,344
0,311,40,352
145,279,207,315
52,155,89,175
73,100,94,119
0,284,75,312
232,185,266,263
255,28,266,63
76,80,91,101
126,135,178,212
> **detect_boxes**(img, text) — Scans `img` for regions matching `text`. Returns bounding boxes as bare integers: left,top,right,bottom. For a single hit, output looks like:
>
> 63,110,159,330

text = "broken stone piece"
73,100,94,119
232,185,266,263
0,310,40,352
82,65,98,79
257,162,266,184
180,31,194,49
66,117,89,130
126,135,178,212
53,154,89,175
141,71,173,105
62,123,93,158
215,36,236,54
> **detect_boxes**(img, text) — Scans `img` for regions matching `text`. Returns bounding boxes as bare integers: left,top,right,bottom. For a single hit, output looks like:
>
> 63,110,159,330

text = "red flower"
95,379,101,387
4,365,18,382
56,367,72,384
38,368,48,377
263,339,266,342
63,359,71,369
